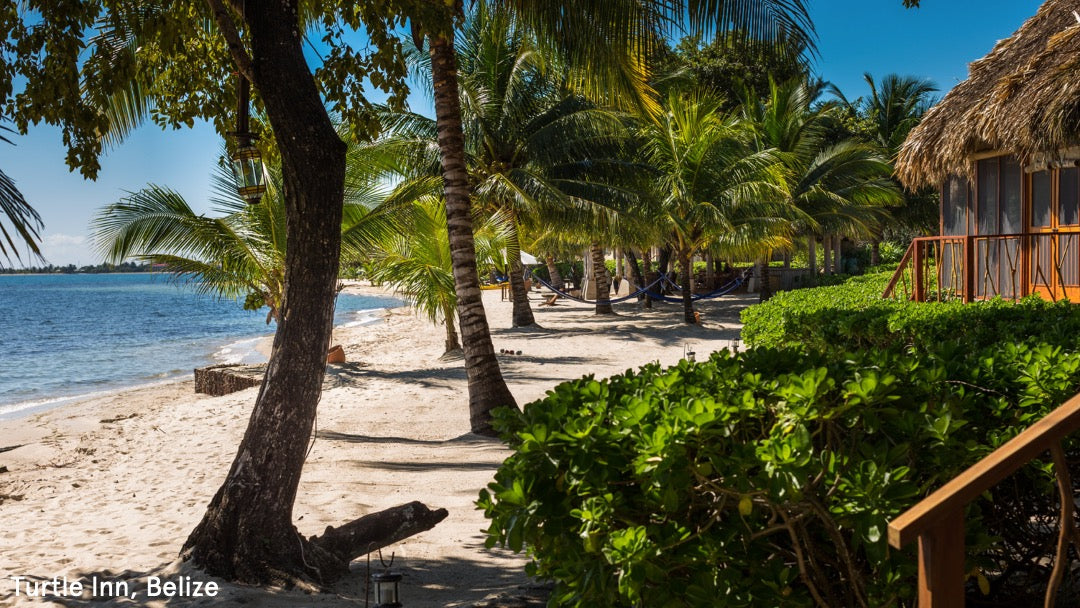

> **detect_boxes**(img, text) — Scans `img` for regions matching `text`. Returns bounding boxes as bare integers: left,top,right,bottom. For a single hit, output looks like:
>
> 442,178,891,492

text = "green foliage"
480,341,1080,606
0,1,431,178
660,32,809,110
740,272,1080,352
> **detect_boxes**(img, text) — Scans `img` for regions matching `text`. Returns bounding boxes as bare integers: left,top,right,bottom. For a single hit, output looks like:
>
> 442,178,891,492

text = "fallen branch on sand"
310,501,449,564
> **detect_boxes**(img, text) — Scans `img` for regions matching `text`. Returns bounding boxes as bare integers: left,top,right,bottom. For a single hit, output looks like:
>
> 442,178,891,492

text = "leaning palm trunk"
508,251,536,327
429,31,517,434
679,248,695,323
183,3,446,584
625,249,646,298
544,254,563,293
590,243,614,315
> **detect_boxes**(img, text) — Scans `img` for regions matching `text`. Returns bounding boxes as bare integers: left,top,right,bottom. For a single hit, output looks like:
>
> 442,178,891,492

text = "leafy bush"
480,342,1080,606
741,272,1080,352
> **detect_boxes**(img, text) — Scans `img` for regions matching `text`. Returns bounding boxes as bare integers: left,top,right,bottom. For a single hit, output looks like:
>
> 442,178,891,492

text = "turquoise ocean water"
0,273,401,419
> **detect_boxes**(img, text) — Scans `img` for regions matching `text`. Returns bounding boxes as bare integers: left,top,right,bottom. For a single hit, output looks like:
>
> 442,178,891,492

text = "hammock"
531,272,669,305
642,269,752,303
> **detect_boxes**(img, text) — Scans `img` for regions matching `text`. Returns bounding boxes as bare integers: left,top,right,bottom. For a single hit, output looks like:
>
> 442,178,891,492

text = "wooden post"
917,509,966,608
913,240,925,302
964,236,975,303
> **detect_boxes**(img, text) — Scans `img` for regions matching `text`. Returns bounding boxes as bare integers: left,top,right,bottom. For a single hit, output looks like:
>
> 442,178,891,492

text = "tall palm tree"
93,153,401,322
365,197,511,356
637,89,786,323
744,78,901,296
389,7,635,325
830,73,938,257
414,0,816,432
844,73,937,156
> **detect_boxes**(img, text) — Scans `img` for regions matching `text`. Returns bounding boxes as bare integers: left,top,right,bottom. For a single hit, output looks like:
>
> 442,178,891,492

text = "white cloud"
38,232,93,267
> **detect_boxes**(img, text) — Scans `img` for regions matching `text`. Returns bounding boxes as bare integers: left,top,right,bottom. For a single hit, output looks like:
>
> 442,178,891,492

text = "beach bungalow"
887,0,1080,302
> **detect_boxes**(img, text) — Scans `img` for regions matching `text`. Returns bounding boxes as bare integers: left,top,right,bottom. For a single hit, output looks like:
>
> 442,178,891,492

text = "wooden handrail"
882,241,916,300
887,391,1080,606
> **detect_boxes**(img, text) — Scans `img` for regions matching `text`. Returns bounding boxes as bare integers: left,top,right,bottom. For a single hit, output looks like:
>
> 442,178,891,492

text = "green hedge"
480,342,1080,606
740,272,1080,352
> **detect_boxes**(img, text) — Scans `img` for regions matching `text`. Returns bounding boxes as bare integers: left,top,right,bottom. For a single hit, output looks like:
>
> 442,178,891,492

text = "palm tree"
830,74,938,259
365,197,511,356
636,89,786,322
93,153,400,322
413,0,816,432
388,7,636,325
0,124,43,267
744,78,901,295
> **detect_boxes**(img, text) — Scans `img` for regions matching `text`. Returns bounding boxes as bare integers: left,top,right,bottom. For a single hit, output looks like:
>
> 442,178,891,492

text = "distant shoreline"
0,278,401,422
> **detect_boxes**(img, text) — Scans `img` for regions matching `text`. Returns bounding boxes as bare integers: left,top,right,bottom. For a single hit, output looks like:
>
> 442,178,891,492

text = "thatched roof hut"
897,0,1080,188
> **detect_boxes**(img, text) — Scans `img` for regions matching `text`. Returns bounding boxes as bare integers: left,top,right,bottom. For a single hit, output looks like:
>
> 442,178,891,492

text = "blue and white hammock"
531,267,750,305
641,269,751,303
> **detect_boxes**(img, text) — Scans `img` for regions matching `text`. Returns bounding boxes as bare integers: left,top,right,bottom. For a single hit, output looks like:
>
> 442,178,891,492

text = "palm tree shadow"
37,550,549,607
322,362,468,390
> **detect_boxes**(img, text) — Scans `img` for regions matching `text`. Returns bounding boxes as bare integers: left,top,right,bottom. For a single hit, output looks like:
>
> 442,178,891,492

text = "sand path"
0,287,753,607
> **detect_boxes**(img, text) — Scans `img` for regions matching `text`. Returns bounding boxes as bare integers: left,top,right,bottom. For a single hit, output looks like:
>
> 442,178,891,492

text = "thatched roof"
897,0,1080,188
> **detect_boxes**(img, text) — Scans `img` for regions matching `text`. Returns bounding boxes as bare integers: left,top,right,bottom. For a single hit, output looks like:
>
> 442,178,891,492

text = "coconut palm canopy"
897,0,1080,188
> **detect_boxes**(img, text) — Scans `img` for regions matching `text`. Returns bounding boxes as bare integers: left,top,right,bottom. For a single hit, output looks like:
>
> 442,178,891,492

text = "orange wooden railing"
887,393,1080,607
882,233,1064,303
882,236,970,302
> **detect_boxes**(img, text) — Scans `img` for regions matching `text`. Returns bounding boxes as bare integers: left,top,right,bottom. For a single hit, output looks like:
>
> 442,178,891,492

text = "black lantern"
373,569,402,608
230,74,266,204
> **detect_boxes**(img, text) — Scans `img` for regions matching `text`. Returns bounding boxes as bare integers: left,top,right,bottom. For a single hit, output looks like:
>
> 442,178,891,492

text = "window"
1001,157,1022,233
942,176,968,235
1060,166,1079,226
1032,170,1051,227
977,158,999,234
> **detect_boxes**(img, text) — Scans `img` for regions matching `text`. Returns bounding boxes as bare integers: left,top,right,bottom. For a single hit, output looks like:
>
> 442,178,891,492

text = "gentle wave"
0,274,401,420
0,377,185,421
213,335,271,365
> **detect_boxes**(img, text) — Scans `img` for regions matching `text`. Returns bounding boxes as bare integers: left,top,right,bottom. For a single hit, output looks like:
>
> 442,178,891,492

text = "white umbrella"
519,251,539,265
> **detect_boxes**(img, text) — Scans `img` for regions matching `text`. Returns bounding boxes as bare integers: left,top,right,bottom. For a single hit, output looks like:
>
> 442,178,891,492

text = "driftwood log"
310,501,449,566
194,365,264,396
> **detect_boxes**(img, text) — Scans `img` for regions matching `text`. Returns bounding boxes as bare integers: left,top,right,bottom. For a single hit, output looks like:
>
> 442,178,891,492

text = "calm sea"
0,273,401,419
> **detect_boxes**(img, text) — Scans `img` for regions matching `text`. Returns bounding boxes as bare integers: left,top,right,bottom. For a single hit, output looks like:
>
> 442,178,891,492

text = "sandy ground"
0,284,754,607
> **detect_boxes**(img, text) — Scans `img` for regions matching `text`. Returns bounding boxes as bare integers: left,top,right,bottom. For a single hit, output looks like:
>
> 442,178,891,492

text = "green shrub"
480,342,1080,606
741,272,1080,352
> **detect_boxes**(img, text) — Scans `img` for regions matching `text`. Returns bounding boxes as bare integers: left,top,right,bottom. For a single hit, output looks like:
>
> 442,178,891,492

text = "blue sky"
0,0,1044,266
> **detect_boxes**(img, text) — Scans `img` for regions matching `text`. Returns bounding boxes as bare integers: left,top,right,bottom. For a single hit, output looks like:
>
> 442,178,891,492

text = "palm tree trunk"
705,252,715,289
429,31,516,434
870,237,881,267
679,248,695,323
625,249,645,297
183,2,445,584
657,245,672,293
642,247,653,309
834,235,843,274
823,234,833,274
758,252,774,302
507,253,535,326
590,243,614,314
443,303,461,355
544,254,563,292
808,234,817,277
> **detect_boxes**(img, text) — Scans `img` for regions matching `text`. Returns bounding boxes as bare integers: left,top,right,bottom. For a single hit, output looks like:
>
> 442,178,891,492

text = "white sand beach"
0,286,753,607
